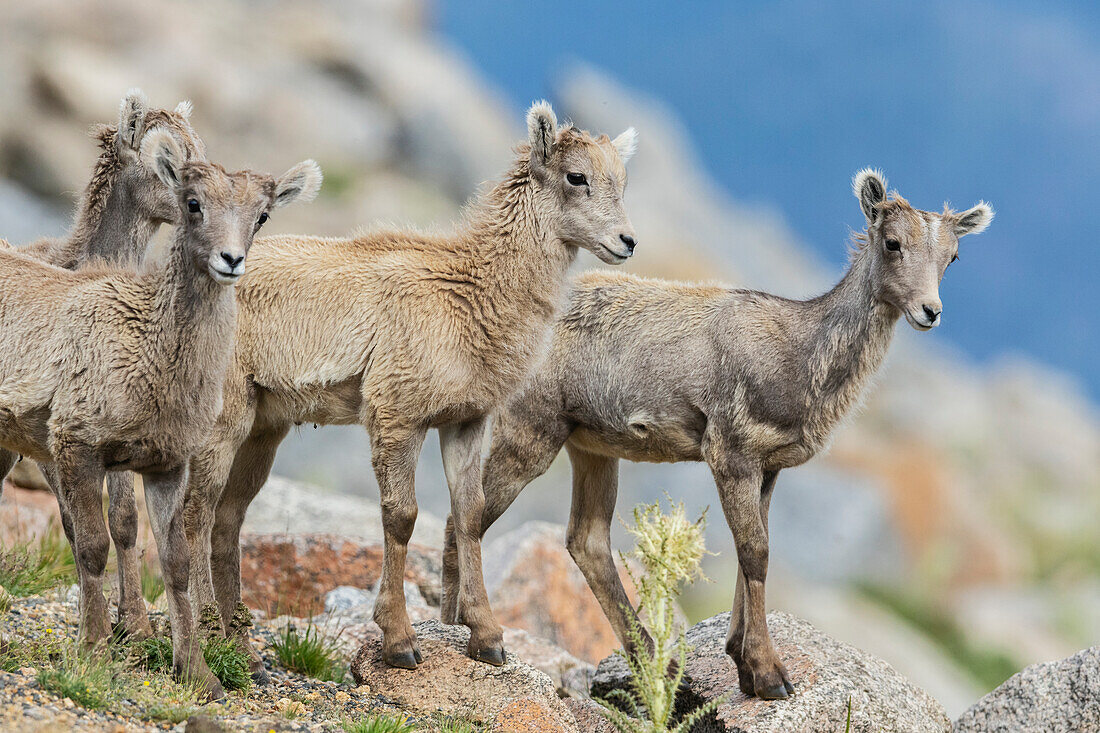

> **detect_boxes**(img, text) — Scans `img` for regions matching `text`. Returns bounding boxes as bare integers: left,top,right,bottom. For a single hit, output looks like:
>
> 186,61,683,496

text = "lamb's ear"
139,127,185,188
527,100,557,169
853,168,888,223
273,160,323,209
118,88,149,151
173,100,193,120
611,127,637,164
953,202,994,237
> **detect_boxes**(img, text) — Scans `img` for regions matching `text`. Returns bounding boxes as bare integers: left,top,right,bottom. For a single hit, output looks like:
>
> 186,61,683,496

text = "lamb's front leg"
708,451,791,700
107,471,153,639
54,448,112,649
142,465,224,701
443,406,570,624
439,416,505,665
725,470,785,697
370,424,427,669
183,446,235,637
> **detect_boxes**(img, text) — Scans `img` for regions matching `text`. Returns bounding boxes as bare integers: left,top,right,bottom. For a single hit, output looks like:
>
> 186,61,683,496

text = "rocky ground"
1,593,410,732
9,584,1090,732
7,479,1096,732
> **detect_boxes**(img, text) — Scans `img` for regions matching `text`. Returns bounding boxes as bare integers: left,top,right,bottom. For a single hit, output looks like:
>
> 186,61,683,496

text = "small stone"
334,691,350,703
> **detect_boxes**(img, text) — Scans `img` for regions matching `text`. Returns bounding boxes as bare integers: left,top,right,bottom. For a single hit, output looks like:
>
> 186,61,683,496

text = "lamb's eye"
566,172,587,186
950,253,959,264
257,212,269,227
187,199,201,214
885,238,901,251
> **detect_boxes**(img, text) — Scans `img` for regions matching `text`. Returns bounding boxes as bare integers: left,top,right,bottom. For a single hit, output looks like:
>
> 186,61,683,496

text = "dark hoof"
251,666,271,686
472,645,506,666
756,682,790,700
413,647,423,665
201,678,227,703
784,678,795,695
384,650,420,670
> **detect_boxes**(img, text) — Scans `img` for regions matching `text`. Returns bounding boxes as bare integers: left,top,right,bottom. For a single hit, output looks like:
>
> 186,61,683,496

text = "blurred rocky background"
0,0,1097,720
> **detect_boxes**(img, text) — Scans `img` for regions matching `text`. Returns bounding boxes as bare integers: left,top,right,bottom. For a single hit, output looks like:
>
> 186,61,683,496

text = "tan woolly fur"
181,101,638,675
0,127,319,699
0,89,207,641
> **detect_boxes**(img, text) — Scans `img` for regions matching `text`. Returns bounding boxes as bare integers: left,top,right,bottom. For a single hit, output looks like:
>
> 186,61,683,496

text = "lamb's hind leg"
563,445,647,655
209,423,289,685
707,446,790,700
370,424,427,669
142,465,224,700
54,448,112,649
441,408,570,624
439,416,504,665
107,471,153,639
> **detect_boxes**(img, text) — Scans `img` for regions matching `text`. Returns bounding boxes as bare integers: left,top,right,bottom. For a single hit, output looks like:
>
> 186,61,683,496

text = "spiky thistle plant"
596,499,721,732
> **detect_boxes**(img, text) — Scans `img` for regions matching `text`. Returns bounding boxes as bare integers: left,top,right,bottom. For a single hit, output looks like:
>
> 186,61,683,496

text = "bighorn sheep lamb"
0,128,320,698
0,89,206,642
182,101,637,675
446,170,993,699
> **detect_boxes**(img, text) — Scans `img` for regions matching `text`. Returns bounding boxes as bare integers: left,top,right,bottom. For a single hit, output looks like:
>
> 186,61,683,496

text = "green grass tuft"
434,714,488,733
0,526,76,597
340,713,416,733
26,634,203,722
37,649,116,710
0,635,59,673
272,619,346,682
131,635,173,674
140,562,164,604
202,635,252,692
130,632,250,692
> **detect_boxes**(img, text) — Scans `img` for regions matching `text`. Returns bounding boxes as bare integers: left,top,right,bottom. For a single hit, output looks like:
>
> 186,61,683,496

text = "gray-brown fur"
0,127,319,699
181,101,637,676
0,90,207,641
446,169,992,699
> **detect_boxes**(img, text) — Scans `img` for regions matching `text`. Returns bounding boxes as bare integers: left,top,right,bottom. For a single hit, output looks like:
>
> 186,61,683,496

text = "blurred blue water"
440,0,1100,400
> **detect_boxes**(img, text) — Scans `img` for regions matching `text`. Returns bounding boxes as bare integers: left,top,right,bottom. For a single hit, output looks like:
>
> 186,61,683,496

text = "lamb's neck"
63,145,156,268
464,164,577,339
144,238,235,381
800,250,899,444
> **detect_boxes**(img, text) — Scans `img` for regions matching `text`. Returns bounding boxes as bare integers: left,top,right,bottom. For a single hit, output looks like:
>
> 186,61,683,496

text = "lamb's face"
525,101,638,264
175,165,278,285
112,91,207,227
853,169,993,331
140,127,322,285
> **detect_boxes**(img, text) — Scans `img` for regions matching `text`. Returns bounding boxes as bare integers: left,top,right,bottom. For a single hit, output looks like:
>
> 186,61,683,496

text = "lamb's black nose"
619,234,636,252
923,304,941,322
221,252,244,268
